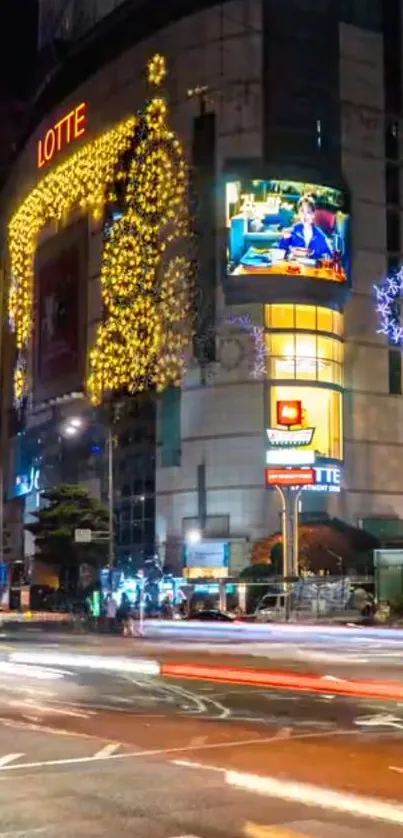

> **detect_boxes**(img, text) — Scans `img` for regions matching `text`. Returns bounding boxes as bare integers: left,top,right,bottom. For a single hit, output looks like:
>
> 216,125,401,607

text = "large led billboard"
225,179,349,285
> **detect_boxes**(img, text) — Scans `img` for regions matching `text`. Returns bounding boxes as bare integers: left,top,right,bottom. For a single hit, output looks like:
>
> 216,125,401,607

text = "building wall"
4,1,403,571
341,20,403,521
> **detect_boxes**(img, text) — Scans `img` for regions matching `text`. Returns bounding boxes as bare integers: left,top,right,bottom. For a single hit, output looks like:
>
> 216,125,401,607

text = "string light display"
147,54,167,86
225,314,266,379
8,54,194,406
8,115,137,402
374,267,403,345
87,62,193,404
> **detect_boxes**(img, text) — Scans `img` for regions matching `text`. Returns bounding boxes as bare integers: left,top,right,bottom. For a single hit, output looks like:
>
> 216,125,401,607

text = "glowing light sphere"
374,267,403,345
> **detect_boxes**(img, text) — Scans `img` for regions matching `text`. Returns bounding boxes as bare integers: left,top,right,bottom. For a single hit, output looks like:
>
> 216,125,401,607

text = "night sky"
1,0,38,100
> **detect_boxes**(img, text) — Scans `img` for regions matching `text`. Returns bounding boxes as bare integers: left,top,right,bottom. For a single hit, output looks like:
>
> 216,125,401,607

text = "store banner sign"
266,467,316,487
266,448,315,466
306,465,342,493
185,541,228,568
276,400,302,426
266,427,315,446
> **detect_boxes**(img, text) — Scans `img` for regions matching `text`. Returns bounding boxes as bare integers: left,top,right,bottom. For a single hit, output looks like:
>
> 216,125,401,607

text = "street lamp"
186,528,201,545
61,416,114,588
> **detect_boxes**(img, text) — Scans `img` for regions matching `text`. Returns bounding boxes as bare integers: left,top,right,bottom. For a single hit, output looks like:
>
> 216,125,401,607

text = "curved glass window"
266,332,343,385
270,385,343,460
265,304,343,336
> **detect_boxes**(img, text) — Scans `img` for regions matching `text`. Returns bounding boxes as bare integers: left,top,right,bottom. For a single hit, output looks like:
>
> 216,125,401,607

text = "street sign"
266,427,315,446
276,400,302,426
74,528,92,543
266,467,316,487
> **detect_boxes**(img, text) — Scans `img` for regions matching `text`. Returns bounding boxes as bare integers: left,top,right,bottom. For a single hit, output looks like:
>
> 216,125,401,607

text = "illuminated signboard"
266,427,315,446
266,448,315,467
226,178,349,284
304,465,341,494
15,466,40,498
37,102,87,169
266,468,316,487
276,400,302,426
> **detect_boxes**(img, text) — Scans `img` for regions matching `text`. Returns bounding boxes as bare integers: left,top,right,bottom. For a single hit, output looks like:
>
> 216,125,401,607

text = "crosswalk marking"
0,753,23,768
94,742,120,759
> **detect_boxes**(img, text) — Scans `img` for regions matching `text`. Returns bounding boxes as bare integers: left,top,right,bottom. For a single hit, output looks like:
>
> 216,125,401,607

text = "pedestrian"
106,594,117,633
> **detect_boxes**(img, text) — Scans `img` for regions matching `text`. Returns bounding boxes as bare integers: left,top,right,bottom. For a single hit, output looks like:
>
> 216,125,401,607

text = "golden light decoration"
8,55,194,407
14,366,25,402
8,114,137,400
87,78,194,405
147,53,167,86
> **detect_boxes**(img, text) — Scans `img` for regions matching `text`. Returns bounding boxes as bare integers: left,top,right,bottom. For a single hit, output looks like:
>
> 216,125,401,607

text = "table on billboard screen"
226,179,349,285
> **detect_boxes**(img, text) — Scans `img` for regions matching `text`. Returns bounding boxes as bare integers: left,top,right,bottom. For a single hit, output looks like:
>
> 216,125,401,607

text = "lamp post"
62,415,114,589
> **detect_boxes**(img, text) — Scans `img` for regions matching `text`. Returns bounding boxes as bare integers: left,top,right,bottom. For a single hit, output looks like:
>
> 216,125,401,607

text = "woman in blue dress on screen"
278,195,333,261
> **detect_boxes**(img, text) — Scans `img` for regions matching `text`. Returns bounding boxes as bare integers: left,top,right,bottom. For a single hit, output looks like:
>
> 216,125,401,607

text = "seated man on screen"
278,195,333,262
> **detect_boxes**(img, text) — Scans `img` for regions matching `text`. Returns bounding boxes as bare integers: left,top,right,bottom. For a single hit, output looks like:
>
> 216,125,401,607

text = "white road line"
0,831,50,837
0,727,369,773
94,742,120,759
227,769,403,826
389,765,403,773
0,753,23,768
9,700,94,719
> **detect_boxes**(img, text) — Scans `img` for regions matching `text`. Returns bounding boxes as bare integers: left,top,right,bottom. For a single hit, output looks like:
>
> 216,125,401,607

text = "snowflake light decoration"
225,314,266,379
374,266,403,346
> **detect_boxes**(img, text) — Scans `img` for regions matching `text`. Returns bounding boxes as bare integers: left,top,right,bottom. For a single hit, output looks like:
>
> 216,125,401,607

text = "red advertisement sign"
35,244,81,399
266,467,316,487
276,400,302,426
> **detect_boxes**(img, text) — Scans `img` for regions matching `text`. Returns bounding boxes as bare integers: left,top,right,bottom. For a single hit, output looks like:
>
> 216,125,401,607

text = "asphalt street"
0,633,402,835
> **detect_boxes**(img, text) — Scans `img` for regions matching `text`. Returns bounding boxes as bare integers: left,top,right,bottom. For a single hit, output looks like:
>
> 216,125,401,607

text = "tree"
25,484,110,592
252,518,378,575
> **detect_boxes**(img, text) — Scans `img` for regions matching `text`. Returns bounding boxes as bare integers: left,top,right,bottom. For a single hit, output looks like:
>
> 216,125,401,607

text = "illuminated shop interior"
266,305,344,461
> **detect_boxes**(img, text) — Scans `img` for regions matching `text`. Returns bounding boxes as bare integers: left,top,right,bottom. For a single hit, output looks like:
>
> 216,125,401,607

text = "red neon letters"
37,103,87,169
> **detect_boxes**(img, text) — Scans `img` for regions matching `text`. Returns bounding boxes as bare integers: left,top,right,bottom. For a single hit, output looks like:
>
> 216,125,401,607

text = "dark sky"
1,0,38,100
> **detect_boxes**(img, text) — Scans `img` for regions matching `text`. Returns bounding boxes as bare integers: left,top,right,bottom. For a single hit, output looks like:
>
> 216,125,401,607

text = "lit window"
267,332,343,385
266,304,343,337
270,385,343,460
331,310,343,336
295,305,316,331
265,304,294,329
266,333,295,379
316,307,333,333
295,333,317,379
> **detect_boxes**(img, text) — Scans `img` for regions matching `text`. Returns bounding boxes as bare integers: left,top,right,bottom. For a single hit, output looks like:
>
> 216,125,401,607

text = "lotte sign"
37,103,87,169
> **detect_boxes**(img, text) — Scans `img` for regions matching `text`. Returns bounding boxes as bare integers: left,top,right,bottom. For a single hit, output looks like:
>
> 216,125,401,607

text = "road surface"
0,635,402,835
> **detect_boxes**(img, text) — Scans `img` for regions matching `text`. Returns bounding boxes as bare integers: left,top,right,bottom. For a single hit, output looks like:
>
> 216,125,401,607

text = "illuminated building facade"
1,0,402,576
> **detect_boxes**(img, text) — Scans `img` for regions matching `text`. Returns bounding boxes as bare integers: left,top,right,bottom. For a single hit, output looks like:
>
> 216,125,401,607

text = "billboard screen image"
225,179,349,284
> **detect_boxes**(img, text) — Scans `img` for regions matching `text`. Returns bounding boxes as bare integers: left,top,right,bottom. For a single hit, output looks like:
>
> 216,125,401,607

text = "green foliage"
25,484,109,589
